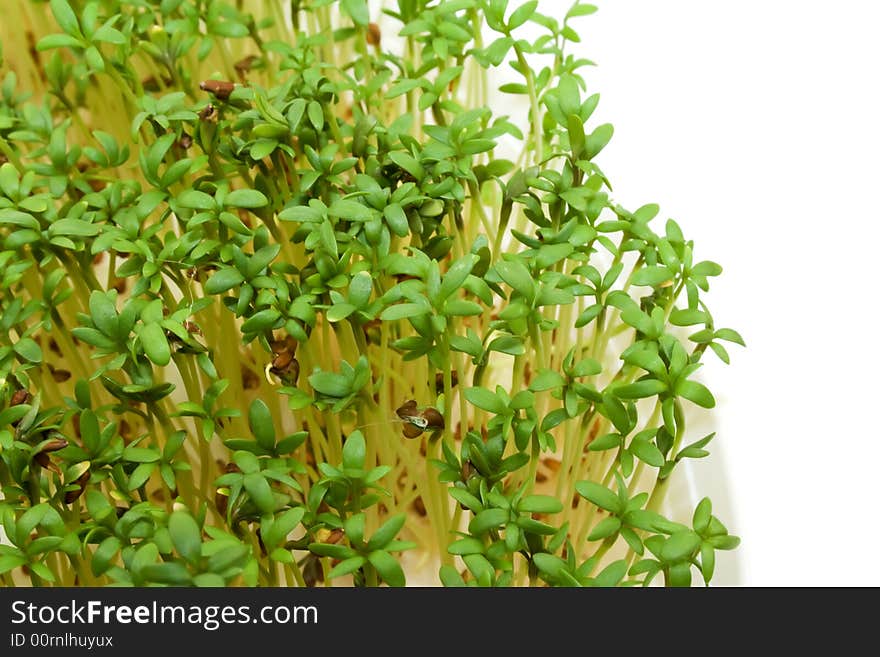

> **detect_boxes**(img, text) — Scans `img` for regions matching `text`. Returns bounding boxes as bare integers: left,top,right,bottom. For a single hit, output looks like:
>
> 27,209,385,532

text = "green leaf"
508,0,538,30
122,446,160,463
701,542,716,584
225,189,269,209
341,0,369,26
248,399,275,451
670,308,708,326
344,513,365,546
468,508,509,534
89,291,119,338
36,33,84,51
445,299,483,316
693,497,712,534
367,514,406,551
50,0,81,37
367,550,406,587
437,254,478,304
49,218,100,237
141,323,171,366
630,440,665,468
714,328,745,346
383,203,409,237
519,495,563,514
464,387,507,415
388,151,424,181
379,303,430,321
267,507,305,548
661,530,701,563
308,370,350,397
329,199,372,221
0,554,27,577
342,431,366,471
631,266,674,287
615,379,667,399
142,562,192,585
439,565,467,587
29,561,56,583
533,553,568,580
326,303,356,322
586,123,614,159
177,189,215,210
307,100,324,131
91,537,120,576
575,481,622,514
327,555,365,580
691,261,723,277
588,516,621,541
593,559,627,587
204,268,244,294
447,537,485,556
575,304,603,328
241,309,281,333
676,380,716,408
588,433,621,452
495,259,535,301
206,544,249,573
243,473,275,513
13,338,42,363
168,510,202,564
568,4,598,18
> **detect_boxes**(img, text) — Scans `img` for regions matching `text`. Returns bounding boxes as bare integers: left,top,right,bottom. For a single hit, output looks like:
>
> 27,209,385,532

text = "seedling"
0,0,741,588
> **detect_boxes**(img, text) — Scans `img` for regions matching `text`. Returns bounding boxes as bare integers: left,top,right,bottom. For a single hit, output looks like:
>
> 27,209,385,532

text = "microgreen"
0,0,740,588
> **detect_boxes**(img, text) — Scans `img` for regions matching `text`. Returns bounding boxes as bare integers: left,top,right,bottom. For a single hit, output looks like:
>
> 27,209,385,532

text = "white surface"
561,0,880,585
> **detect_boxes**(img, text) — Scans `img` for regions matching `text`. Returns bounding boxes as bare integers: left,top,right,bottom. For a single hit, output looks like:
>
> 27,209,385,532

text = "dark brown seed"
421,407,444,430
301,554,324,587
270,334,298,356
326,528,344,545
435,370,459,394
366,22,381,46
177,132,193,150
395,400,418,421
402,422,423,439
198,104,217,122
461,460,474,481
199,79,235,100
40,438,69,454
271,353,300,384
50,366,71,383
271,350,293,371
183,320,202,336
234,55,259,78
241,365,260,390
411,496,427,517
64,468,90,504
11,389,30,406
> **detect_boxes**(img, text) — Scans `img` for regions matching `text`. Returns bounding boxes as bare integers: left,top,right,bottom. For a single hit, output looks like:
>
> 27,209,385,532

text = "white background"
550,0,880,585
